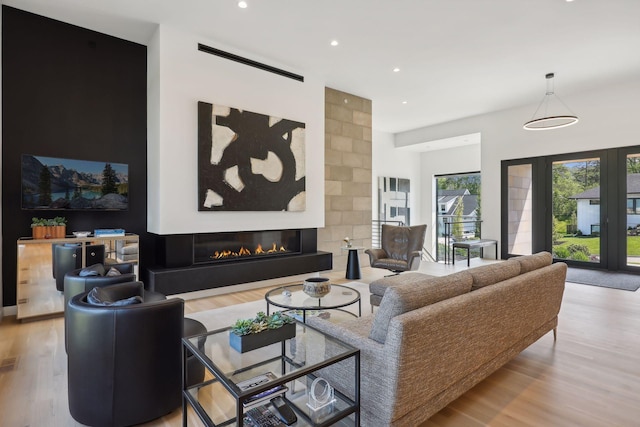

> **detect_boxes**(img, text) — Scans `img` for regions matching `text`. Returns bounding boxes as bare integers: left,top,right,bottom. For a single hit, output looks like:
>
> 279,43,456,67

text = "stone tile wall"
319,88,372,274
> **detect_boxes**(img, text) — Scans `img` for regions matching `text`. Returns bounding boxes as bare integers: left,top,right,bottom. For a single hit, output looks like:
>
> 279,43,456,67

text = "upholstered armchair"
63,262,136,308
66,282,204,427
366,224,427,274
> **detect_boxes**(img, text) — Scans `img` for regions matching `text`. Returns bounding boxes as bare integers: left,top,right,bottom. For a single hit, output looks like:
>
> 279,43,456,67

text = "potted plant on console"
230,311,296,353
31,216,67,239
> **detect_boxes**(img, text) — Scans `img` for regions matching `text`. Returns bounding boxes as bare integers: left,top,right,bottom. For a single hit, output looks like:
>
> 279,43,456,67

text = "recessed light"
238,1,248,8
402,101,408,104
330,40,339,47
393,67,400,73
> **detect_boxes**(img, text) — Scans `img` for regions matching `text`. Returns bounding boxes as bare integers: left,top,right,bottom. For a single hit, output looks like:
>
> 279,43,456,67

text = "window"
627,198,640,214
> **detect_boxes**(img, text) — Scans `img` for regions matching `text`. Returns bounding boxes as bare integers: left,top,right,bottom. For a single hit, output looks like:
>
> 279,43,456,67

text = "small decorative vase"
303,277,331,298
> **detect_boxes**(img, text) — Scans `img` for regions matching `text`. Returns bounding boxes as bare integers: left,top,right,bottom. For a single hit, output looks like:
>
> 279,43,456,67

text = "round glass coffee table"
265,284,361,323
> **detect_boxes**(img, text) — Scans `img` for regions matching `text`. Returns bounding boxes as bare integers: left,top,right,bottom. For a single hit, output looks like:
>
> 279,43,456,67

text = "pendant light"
523,72,579,130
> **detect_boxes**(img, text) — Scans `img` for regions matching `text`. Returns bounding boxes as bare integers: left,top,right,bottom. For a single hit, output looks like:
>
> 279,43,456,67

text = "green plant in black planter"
230,312,296,353
231,311,294,336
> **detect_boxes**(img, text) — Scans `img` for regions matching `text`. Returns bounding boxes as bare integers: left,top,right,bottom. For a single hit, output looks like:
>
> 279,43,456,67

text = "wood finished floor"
1,261,639,426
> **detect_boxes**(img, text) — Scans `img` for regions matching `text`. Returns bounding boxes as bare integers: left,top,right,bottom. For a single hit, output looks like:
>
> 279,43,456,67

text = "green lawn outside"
554,235,640,256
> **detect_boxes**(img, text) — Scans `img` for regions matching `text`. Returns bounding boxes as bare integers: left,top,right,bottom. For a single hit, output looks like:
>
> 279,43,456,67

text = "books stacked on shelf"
94,228,125,237
237,372,287,409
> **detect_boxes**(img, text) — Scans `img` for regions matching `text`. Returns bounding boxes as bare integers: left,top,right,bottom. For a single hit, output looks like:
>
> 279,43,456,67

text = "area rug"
187,281,371,331
566,268,640,291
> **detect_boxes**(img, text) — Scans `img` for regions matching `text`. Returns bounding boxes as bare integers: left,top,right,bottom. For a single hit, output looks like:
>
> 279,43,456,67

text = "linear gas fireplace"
148,228,332,295
193,229,301,264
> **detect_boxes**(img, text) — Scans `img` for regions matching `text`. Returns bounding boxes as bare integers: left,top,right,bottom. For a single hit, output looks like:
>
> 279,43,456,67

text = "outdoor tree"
452,196,464,239
38,165,52,206
437,175,481,195
627,156,640,173
552,164,582,221
101,163,118,195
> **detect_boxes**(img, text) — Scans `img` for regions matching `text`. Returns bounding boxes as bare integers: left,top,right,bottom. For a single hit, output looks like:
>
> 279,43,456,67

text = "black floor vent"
198,43,304,82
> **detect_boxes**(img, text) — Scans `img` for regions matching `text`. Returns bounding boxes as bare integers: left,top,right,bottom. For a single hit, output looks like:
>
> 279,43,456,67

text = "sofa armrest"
365,248,387,263
408,250,422,270
307,316,398,425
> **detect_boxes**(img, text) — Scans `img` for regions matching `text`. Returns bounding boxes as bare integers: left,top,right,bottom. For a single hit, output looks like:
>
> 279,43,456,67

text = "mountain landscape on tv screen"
21,155,129,210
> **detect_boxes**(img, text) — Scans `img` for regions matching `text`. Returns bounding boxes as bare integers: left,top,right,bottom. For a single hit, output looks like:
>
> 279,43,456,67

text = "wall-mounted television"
21,154,129,211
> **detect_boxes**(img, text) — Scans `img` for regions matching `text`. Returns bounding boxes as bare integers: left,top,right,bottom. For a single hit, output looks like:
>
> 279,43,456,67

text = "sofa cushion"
78,263,106,277
513,251,552,273
369,272,436,297
468,260,521,290
369,271,473,343
118,243,138,255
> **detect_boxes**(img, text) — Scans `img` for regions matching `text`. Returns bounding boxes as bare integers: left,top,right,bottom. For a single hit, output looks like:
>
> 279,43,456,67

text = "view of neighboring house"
438,189,479,236
570,173,640,235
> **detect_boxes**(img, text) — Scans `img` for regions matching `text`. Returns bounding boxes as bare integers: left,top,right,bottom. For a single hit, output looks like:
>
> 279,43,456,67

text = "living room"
1,1,639,426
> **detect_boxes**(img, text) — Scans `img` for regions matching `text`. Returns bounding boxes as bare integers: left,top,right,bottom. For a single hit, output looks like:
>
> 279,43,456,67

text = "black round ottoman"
183,318,207,387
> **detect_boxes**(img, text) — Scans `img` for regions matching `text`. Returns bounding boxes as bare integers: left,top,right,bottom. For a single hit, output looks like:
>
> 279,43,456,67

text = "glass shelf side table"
182,321,360,426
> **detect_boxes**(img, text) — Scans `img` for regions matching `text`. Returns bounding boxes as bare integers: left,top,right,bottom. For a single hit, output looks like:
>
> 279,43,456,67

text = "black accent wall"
2,6,150,307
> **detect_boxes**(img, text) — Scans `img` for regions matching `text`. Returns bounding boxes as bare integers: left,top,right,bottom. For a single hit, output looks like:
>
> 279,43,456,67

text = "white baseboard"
1,305,18,318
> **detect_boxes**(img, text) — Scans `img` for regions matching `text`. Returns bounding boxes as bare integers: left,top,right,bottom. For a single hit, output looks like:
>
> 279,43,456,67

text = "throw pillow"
369,271,473,344
105,267,122,277
79,263,106,277
87,287,143,306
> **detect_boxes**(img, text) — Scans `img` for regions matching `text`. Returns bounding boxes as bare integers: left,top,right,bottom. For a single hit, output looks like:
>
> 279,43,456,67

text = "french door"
502,145,640,272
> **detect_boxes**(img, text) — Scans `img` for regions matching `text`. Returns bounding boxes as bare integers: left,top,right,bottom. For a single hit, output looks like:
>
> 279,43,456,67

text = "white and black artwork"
198,101,306,211
378,176,410,225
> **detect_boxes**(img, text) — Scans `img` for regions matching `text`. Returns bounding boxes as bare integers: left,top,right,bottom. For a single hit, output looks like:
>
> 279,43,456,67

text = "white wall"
418,144,481,255
147,25,326,234
396,77,640,256
372,130,421,227
576,200,600,235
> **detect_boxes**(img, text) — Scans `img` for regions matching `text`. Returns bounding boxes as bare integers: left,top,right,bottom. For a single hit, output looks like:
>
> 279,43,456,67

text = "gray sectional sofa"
308,252,567,427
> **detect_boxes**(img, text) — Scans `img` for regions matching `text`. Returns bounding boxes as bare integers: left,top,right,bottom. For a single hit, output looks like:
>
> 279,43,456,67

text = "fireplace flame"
210,242,288,260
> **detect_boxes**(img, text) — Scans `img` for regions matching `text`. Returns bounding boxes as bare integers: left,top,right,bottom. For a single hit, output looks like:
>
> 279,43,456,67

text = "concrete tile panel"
342,152,364,168
331,135,353,152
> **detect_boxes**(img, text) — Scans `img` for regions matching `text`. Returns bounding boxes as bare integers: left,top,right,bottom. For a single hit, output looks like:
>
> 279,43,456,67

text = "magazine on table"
237,372,288,408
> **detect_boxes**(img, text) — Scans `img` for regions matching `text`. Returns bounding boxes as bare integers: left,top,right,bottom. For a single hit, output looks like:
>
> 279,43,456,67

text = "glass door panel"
552,158,601,263
625,154,640,267
506,164,533,255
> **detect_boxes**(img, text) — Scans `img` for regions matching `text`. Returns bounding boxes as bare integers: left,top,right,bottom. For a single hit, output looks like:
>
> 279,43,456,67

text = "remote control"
270,396,297,425
246,406,285,427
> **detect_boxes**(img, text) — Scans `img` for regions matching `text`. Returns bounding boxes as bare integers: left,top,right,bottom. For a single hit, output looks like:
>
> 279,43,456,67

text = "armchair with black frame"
365,224,427,275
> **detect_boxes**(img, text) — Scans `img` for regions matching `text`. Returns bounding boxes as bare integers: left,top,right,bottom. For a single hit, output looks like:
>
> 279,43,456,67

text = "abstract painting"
198,101,306,211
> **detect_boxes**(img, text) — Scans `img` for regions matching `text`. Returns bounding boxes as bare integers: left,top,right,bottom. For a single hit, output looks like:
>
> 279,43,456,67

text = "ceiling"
4,0,640,134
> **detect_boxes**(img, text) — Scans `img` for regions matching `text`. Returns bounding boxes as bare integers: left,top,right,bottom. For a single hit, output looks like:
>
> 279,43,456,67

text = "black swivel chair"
63,262,136,308
53,243,105,291
365,224,427,274
66,282,206,427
